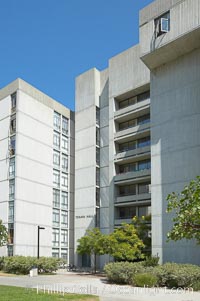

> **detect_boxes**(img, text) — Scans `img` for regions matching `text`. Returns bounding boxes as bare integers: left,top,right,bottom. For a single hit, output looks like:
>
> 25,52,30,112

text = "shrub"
192,280,200,291
2,256,61,275
104,261,146,284
143,256,159,267
133,273,158,287
0,257,4,270
154,263,200,288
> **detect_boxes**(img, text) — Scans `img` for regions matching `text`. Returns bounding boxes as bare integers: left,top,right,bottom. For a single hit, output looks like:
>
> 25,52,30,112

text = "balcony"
114,98,150,119
115,192,151,204
114,123,150,141
114,168,151,183
114,145,150,162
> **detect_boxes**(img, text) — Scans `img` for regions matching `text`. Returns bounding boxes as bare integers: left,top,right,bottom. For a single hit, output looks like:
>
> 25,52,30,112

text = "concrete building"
75,0,200,267
0,79,75,263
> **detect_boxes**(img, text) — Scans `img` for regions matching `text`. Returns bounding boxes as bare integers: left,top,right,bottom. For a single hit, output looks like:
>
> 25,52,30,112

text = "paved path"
0,272,199,301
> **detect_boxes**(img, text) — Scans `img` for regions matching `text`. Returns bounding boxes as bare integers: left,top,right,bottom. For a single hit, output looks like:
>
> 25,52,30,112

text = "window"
138,160,151,171
61,211,68,227
61,229,68,247
53,189,60,208
138,182,151,194
54,111,61,131
117,206,136,219
52,249,59,258
137,91,150,103
8,223,14,244
10,115,16,134
52,209,60,227
53,151,60,168
61,174,68,187
119,163,136,174
155,11,170,37
7,245,13,257
62,155,68,172
9,180,15,200
11,93,16,113
10,136,15,156
138,136,150,148
96,188,100,207
52,228,59,247
119,119,136,131
118,141,136,153
61,136,68,152
61,249,68,260
96,147,100,166
137,114,150,125
53,132,60,148
9,158,15,177
62,117,68,135
138,205,151,217
61,191,68,209
96,167,100,186
118,184,136,196
8,201,14,222
96,107,100,126
53,170,60,187
118,96,136,109
96,128,100,146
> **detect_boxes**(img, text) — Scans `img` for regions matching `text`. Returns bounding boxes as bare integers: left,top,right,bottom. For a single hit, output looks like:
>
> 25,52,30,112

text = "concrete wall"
150,48,200,264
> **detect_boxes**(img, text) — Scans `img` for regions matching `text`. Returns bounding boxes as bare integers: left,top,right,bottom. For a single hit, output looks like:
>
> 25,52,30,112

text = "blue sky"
0,0,153,111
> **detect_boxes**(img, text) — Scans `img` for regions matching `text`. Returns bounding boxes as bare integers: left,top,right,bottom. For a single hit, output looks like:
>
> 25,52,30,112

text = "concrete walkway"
0,272,199,301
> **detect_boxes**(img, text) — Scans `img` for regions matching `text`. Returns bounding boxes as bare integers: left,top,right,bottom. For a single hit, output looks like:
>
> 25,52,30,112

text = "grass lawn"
0,286,99,301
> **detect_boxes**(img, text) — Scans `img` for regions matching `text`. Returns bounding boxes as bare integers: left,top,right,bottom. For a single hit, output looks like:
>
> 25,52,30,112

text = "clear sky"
0,0,153,111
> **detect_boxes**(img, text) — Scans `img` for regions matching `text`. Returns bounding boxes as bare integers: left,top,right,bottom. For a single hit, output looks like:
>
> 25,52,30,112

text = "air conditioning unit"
160,18,169,33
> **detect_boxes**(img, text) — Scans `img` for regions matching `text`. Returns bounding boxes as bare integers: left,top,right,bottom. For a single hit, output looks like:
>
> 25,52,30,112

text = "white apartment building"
0,79,75,262
75,0,200,267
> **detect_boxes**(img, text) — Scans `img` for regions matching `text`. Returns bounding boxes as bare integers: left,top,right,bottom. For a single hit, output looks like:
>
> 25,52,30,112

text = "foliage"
166,176,200,243
192,280,200,291
153,263,200,288
104,261,146,284
0,285,99,301
0,220,8,247
133,273,158,287
132,215,151,255
77,224,145,263
105,223,145,261
143,255,159,267
1,256,62,275
77,228,106,256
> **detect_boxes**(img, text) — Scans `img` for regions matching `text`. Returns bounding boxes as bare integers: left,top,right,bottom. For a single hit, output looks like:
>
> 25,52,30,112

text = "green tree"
166,176,200,243
77,228,106,272
105,223,145,261
0,220,8,247
132,215,151,255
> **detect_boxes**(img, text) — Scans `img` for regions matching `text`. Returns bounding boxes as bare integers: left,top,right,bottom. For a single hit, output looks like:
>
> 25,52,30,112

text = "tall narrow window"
96,168,100,186
8,202,14,222
61,229,68,247
96,128,100,146
61,191,68,209
10,115,16,134
61,136,68,152
53,170,60,187
53,189,60,208
62,155,68,172
9,180,15,200
53,132,60,149
52,209,60,227
53,151,60,168
54,112,61,131
10,136,16,156
11,93,16,113
61,174,68,188
9,158,15,178
96,107,100,126
62,117,68,135
61,211,68,227
52,228,59,247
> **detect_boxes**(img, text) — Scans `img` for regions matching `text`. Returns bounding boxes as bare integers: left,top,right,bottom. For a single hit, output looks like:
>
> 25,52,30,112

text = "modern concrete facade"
75,0,200,267
0,79,75,263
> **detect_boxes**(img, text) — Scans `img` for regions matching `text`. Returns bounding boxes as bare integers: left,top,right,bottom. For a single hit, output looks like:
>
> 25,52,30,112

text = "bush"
0,257,4,270
1,256,61,275
104,261,146,284
133,273,158,287
154,263,200,288
192,280,200,291
143,256,159,267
